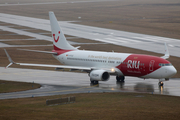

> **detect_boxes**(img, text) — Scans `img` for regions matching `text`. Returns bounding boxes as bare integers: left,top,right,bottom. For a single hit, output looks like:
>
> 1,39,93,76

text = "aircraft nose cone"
169,66,177,77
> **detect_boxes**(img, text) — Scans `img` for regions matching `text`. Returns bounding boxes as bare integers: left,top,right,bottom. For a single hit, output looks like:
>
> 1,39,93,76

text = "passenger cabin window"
67,57,107,63
108,61,115,63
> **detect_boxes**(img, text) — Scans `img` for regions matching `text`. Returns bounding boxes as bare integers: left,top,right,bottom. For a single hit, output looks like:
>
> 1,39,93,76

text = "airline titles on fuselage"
127,60,140,69
88,55,122,61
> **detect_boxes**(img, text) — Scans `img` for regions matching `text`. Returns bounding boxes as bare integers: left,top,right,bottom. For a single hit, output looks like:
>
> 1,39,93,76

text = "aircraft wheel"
94,81,99,84
116,76,125,82
90,80,99,84
158,81,164,86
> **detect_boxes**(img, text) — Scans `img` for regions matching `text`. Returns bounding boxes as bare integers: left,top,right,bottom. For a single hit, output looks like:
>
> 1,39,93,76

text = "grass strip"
0,80,41,93
0,92,180,120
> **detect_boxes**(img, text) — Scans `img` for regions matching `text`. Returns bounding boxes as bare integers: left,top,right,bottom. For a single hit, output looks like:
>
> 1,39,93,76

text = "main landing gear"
90,79,99,85
116,76,125,82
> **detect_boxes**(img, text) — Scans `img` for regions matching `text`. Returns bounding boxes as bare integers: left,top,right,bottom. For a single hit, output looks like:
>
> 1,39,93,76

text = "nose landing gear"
158,81,164,87
158,78,169,87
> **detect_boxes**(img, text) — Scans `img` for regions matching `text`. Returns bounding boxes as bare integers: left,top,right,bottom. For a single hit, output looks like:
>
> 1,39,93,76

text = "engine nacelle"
89,70,110,81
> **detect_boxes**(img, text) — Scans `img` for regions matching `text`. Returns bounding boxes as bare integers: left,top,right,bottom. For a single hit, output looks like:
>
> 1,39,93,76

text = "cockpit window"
159,63,172,66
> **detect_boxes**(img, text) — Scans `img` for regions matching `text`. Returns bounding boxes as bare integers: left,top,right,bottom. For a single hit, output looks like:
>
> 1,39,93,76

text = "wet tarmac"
0,13,180,57
0,67,179,99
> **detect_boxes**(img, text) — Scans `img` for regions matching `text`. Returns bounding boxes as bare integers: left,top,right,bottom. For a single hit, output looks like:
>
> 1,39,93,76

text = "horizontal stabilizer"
18,49,57,55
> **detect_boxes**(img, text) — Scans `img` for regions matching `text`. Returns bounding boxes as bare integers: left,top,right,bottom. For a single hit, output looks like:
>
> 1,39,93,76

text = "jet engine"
89,70,110,81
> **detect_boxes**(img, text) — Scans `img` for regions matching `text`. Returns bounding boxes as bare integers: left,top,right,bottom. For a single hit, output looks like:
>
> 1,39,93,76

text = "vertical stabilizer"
49,11,77,50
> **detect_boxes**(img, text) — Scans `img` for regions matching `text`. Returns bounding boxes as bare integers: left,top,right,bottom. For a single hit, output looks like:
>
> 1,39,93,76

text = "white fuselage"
54,50,130,68
53,50,177,79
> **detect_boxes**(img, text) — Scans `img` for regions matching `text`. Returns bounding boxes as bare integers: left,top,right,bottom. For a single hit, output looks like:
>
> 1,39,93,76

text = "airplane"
4,11,177,86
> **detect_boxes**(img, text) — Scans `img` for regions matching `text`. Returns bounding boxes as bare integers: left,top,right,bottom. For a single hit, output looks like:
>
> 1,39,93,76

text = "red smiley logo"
53,31,60,42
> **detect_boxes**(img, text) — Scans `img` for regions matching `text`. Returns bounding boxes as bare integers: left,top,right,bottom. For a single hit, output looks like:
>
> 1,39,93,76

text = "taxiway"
0,67,180,99
0,13,180,57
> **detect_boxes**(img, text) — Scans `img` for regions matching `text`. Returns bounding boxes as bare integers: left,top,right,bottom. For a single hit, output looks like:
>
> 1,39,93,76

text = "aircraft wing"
4,49,91,70
4,49,116,73
16,63,92,70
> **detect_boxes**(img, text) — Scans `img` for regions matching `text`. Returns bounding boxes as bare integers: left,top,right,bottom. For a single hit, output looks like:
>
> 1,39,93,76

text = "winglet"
4,49,15,68
161,43,169,59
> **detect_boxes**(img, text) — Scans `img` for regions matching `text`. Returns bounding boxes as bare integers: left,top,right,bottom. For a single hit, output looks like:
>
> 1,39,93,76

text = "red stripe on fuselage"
53,45,62,51
52,45,73,55
116,54,170,77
